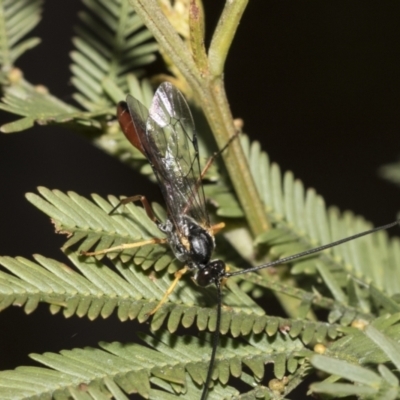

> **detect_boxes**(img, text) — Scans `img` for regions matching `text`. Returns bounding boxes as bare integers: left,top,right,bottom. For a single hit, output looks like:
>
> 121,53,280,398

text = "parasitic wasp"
83,82,399,399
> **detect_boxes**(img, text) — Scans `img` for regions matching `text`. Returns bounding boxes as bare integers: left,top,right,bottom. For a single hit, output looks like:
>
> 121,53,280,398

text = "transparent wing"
144,82,209,230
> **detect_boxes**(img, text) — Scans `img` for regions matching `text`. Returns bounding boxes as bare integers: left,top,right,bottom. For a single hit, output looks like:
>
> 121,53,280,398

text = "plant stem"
129,0,202,88
189,0,208,75
240,272,374,320
200,79,269,236
208,0,249,77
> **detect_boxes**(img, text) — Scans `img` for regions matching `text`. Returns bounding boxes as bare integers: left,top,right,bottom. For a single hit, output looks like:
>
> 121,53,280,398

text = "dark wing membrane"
145,82,210,229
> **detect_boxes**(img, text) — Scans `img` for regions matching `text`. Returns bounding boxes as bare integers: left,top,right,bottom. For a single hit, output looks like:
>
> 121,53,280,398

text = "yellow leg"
81,238,167,256
211,222,225,235
220,264,230,287
148,265,189,316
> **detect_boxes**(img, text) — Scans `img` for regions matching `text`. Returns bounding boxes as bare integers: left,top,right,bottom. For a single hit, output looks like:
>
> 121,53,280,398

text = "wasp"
83,82,232,399
83,82,399,400
115,82,230,311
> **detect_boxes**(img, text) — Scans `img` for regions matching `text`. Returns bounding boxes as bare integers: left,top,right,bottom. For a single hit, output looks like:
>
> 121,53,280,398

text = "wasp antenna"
226,219,400,278
201,280,222,400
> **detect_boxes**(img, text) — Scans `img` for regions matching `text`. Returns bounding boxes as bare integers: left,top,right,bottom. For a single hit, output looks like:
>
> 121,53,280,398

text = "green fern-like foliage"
70,0,158,110
310,318,400,398
0,0,86,133
0,0,42,71
0,0,158,134
2,1,400,400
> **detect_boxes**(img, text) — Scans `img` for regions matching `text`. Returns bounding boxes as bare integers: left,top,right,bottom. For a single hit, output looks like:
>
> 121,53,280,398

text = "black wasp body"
117,82,226,289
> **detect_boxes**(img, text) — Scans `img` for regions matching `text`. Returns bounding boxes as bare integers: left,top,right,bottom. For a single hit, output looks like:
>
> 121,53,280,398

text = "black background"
0,0,399,397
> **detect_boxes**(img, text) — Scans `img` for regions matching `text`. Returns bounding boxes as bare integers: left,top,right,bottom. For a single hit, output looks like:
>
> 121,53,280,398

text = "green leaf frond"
71,0,158,111
0,248,352,348
0,74,115,133
327,314,400,364
0,0,159,134
216,135,400,316
0,249,315,398
0,327,311,400
22,187,373,346
26,186,170,266
310,317,400,398
0,251,215,326
0,0,43,71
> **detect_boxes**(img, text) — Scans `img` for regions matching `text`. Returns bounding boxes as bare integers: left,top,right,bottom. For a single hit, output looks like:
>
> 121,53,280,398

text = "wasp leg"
109,194,160,224
211,222,225,235
148,265,189,316
221,264,230,287
81,237,167,256
199,129,240,180
81,196,164,257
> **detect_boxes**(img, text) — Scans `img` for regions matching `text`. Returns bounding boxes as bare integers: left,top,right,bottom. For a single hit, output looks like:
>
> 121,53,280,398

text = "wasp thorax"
162,217,216,267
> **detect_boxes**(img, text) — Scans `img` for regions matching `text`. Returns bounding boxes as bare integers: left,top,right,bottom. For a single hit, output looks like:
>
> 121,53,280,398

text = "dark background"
0,0,399,397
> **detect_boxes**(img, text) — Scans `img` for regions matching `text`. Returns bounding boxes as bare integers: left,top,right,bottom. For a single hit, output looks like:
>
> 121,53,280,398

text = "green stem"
200,80,269,236
129,0,269,237
208,0,249,77
239,272,374,320
129,0,202,88
189,0,208,74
